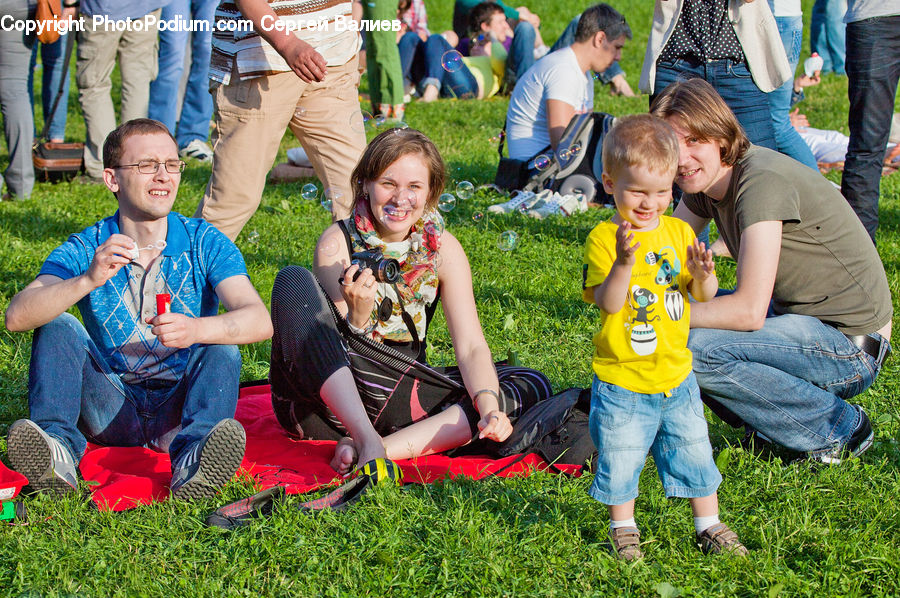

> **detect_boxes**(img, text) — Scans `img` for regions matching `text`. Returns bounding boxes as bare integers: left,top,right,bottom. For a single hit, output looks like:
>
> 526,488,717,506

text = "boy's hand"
614,221,640,266
686,239,715,281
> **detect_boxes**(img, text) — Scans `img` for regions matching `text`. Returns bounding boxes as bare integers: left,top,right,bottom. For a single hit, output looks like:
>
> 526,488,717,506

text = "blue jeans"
504,21,535,89
588,373,722,505
689,313,888,454
768,12,818,170
549,15,624,84
29,32,70,141
810,0,846,75
841,14,900,243
398,30,423,85
653,59,777,150
147,0,217,148
27,313,241,465
419,34,478,99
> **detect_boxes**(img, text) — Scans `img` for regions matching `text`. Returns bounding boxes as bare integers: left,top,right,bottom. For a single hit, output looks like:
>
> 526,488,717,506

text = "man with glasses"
3,119,273,500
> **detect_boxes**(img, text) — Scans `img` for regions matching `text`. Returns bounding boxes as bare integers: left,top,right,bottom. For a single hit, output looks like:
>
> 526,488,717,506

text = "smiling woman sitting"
268,128,551,473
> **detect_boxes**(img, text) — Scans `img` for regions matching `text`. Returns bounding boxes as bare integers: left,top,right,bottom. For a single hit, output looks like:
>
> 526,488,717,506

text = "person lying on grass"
652,78,892,464
3,118,273,499
583,114,747,561
268,128,551,473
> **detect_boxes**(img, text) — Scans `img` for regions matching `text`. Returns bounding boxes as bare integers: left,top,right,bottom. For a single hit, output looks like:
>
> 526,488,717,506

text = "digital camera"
350,249,401,283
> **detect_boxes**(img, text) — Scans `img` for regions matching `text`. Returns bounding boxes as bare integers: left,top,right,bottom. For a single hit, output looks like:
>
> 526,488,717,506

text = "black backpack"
494,112,616,206
455,387,596,475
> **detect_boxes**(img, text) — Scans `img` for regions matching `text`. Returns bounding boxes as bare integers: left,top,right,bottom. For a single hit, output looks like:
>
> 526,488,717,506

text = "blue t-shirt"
40,212,248,383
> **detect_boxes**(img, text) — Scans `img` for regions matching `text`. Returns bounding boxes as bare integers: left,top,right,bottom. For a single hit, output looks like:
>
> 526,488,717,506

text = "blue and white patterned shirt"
40,212,249,384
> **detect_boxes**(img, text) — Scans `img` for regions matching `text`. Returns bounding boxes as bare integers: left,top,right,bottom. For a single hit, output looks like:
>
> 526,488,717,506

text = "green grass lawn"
2,1,900,596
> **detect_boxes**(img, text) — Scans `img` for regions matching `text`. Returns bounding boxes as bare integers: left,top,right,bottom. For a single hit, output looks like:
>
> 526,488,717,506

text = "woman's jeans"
689,313,888,454
653,58,777,150
27,313,241,466
767,12,818,170
419,34,478,99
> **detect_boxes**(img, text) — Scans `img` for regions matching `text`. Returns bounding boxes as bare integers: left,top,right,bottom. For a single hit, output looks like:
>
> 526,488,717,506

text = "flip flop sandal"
205,458,403,529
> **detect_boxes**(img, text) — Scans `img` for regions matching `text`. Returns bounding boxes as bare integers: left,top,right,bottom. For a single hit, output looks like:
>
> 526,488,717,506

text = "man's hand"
86,234,136,289
686,239,715,282
280,36,327,82
614,220,640,266
147,312,201,348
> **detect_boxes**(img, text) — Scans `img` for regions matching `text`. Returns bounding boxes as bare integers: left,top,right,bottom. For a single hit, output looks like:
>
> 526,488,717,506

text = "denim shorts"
588,372,722,505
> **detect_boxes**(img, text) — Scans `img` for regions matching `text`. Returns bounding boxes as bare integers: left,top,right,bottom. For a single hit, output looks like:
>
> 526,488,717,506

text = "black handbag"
32,30,84,182
493,127,531,191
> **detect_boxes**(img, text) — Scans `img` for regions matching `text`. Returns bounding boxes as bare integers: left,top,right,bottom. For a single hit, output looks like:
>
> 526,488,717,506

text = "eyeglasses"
114,159,186,174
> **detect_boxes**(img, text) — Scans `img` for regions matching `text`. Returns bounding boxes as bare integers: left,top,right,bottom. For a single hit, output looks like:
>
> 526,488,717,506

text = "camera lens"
378,259,402,283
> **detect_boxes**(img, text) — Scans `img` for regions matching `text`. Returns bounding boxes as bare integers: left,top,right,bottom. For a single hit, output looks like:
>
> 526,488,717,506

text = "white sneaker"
486,189,540,214
527,192,588,219
179,139,214,162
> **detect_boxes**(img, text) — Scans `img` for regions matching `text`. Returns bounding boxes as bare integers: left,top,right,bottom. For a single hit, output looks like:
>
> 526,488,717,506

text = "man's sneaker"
808,406,873,465
7,419,78,495
609,526,643,561
179,139,214,162
696,523,749,555
527,192,588,219
486,189,540,214
170,418,246,500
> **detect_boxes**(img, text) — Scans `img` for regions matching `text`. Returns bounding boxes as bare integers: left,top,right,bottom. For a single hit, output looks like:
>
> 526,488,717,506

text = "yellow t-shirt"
582,215,697,394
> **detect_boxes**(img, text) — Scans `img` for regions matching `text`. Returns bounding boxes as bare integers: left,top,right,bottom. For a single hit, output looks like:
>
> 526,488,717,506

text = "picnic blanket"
79,384,580,512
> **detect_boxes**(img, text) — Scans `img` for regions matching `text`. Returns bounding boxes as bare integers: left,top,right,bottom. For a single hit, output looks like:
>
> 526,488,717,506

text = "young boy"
581,114,747,560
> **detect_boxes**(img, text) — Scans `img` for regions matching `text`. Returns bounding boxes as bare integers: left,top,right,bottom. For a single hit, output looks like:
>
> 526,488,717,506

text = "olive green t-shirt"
682,146,892,335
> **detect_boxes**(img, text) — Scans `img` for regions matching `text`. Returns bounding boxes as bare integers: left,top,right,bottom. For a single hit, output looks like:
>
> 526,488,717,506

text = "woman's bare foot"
331,437,357,474
421,84,439,103
330,435,388,475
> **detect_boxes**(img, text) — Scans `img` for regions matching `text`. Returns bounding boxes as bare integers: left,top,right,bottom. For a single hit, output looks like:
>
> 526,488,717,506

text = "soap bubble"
318,236,339,257
441,50,463,72
532,154,551,171
375,114,387,127
349,110,375,134
295,107,307,118
322,188,342,212
438,193,457,212
247,230,260,244
472,212,484,222
301,183,318,201
497,230,519,251
455,181,474,200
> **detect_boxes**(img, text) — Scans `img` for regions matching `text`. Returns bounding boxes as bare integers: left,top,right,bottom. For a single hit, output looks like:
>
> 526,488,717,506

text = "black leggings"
269,266,552,441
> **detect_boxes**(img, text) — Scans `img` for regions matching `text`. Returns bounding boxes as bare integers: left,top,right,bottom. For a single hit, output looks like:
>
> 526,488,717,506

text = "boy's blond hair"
601,114,679,180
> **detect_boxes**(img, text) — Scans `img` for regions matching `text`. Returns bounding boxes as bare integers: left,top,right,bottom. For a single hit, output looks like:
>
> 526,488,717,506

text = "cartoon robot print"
628,285,660,355
645,246,684,321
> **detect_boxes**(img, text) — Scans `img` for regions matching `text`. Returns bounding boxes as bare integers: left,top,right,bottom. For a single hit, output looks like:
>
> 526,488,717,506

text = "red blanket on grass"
79,385,580,511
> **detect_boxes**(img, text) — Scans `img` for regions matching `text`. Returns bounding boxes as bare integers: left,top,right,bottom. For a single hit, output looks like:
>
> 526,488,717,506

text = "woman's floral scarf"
352,199,442,343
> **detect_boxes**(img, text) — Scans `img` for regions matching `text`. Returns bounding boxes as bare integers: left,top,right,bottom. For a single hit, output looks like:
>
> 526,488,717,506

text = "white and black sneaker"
808,406,874,465
170,419,246,500
7,419,78,495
